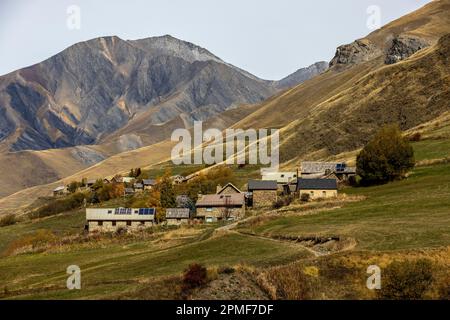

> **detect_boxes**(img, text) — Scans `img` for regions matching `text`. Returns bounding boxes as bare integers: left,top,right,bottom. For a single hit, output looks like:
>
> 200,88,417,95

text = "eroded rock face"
385,35,429,64
330,39,382,67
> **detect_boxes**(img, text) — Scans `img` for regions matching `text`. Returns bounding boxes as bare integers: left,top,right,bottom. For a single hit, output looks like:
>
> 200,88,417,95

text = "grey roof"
134,183,144,189
301,162,340,174
166,208,190,219
297,178,337,190
125,188,135,193
143,179,156,186
248,180,278,191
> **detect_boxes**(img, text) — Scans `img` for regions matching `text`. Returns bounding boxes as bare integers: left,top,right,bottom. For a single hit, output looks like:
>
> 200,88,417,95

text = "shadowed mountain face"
0,35,326,152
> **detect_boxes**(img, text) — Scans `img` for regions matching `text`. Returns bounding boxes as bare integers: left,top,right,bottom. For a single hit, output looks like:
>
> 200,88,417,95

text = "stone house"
296,178,338,200
86,207,155,233
196,193,245,223
165,208,191,225
247,180,278,208
261,171,298,184
300,161,356,182
133,183,144,192
53,186,67,197
143,179,157,190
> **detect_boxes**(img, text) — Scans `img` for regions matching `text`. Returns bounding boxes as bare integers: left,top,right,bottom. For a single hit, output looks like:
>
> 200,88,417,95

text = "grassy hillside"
238,161,450,251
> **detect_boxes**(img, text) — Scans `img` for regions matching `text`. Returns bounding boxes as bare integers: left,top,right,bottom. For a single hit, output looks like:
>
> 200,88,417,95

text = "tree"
67,181,80,193
159,172,176,209
356,124,415,185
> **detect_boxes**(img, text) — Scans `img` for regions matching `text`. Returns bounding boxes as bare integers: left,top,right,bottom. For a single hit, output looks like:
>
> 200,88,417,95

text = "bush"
300,193,310,202
378,259,434,300
438,277,450,300
265,265,312,300
408,132,422,142
29,192,86,219
357,124,415,185
4,230,57,256
182,263,208,291
272,195,295,209
218,266,235,275
0,214,16,227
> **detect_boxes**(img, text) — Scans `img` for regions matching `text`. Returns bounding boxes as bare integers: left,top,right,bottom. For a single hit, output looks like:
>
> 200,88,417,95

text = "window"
140,222,145,225
322,191,327,197
98,221,103,226
310,191,315,196
107,210,113,214
134,210,139,214
127,221,132,226
281,174,285,178
112,221,116,226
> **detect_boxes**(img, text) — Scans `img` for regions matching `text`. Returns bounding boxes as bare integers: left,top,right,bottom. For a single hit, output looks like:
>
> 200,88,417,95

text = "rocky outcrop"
385,35,429,64
329,39,382,67
276,61,328,89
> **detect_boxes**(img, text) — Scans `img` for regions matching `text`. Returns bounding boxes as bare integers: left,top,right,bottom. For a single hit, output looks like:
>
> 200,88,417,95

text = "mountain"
0,35,326,152
275,61,328,89
231,0,450,165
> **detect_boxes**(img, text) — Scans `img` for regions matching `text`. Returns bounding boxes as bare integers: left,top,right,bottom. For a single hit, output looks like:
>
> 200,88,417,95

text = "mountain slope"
230,0,450,165
0,35,327,153
0,35,273,151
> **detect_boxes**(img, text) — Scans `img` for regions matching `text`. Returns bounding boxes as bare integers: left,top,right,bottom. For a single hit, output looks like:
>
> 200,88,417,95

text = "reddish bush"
182,263,208,291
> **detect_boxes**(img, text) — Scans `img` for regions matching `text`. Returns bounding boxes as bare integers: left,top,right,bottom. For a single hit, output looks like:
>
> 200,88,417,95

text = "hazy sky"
0,0,431,79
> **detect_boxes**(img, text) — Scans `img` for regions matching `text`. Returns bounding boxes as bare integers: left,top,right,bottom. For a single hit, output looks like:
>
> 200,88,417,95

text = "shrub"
272,195,295,209
115,226,128,236
182,263,208,291
408,132,422,142
29,192,86,219
265,265,312,300
0,214,16,227
378,259,434,300
357,124,415,185
4,230,58,256
272,198,285,209
300,193,310,202
438,277,450,300
218,266,235,275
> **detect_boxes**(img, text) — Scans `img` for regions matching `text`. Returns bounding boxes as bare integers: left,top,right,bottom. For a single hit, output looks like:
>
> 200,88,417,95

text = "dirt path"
214,218,326,257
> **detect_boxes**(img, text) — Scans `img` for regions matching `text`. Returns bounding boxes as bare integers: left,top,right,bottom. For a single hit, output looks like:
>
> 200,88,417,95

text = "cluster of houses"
85,162,355,233
53,176,158,197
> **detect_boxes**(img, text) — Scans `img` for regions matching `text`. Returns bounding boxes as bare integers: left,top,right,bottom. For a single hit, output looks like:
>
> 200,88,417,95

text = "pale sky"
0,0,431,80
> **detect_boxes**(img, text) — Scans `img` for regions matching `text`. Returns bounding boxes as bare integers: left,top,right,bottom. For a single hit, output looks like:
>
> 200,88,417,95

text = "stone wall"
166,219,189,226
88,220,154,233
299,189,337,200
252,190,277,208
196,206,245,221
